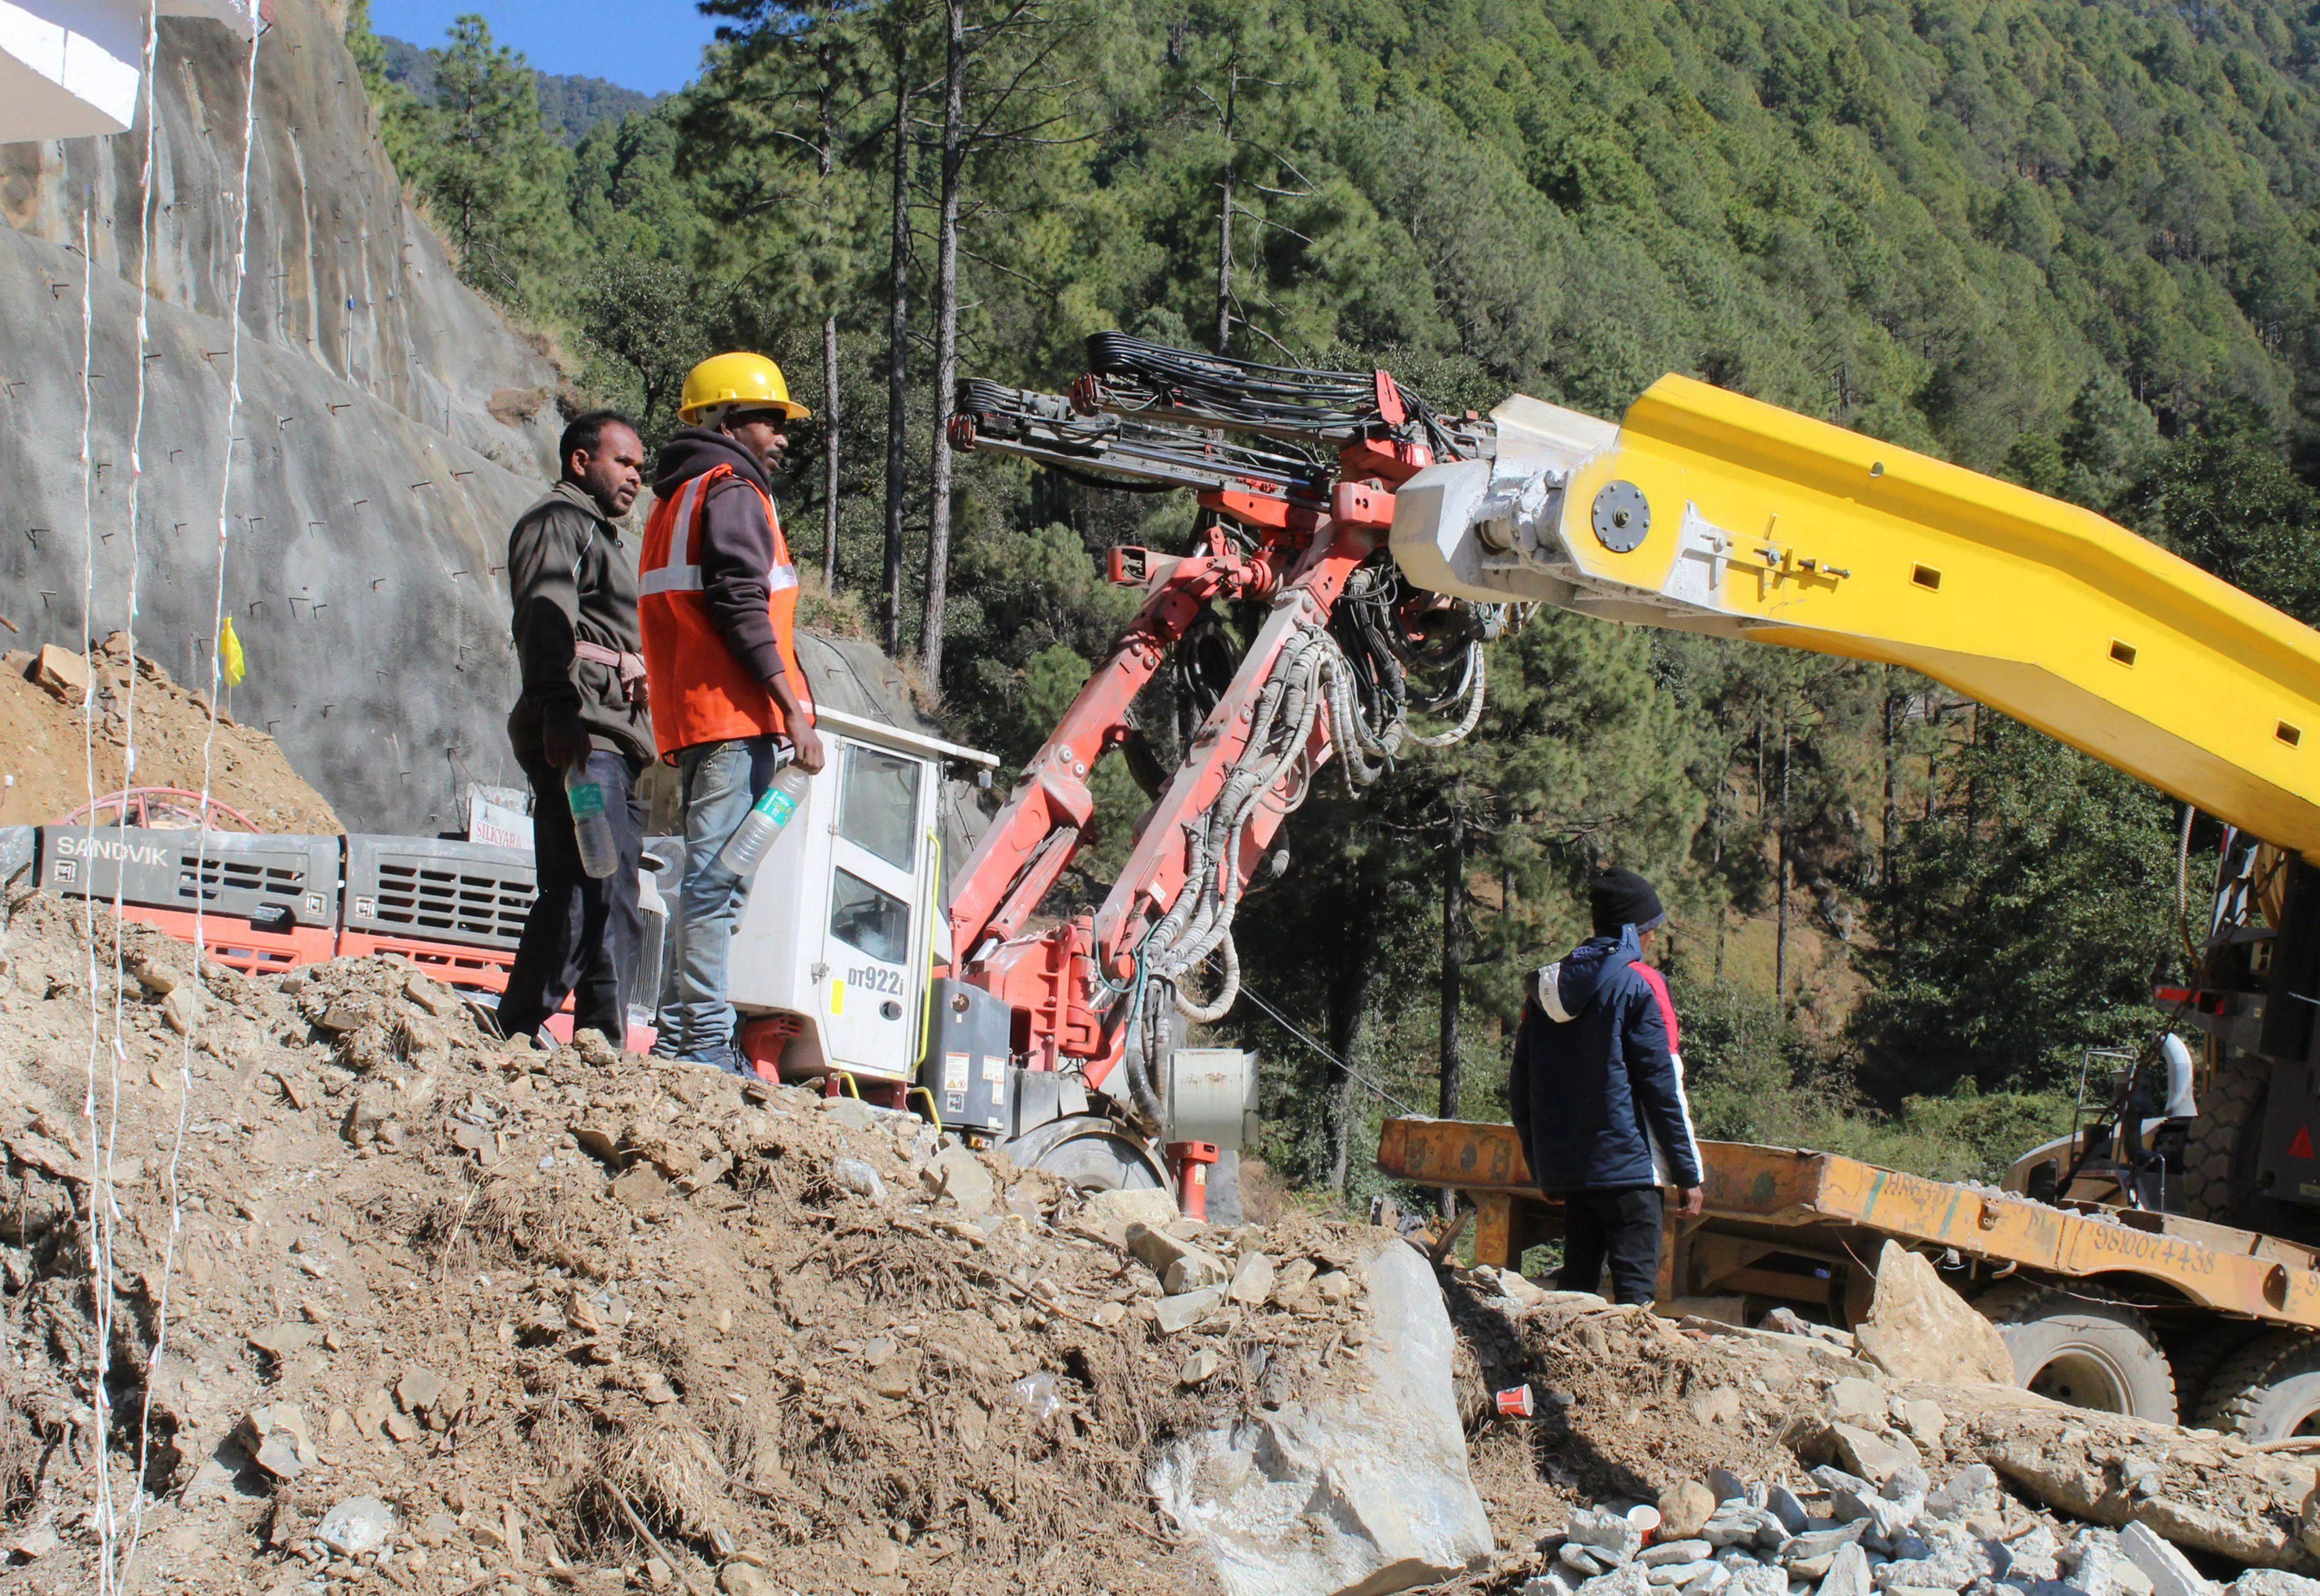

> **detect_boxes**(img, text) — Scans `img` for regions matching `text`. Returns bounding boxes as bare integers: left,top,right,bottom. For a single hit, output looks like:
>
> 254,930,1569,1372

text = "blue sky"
369,1,725,95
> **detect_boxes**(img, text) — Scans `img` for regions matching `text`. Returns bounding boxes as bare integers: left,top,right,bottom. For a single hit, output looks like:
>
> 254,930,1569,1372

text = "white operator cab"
727,707,998,1085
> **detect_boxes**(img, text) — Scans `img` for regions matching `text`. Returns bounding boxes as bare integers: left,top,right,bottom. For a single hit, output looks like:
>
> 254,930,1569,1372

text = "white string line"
103,0,169,1583
72,191,109,1576
122,7,262,1588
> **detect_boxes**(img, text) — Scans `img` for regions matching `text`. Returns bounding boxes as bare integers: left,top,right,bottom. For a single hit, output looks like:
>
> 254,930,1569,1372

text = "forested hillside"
348,0,2320,1196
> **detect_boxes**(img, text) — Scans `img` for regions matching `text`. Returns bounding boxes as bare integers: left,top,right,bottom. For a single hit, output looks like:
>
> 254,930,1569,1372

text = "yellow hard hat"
679,351,811,424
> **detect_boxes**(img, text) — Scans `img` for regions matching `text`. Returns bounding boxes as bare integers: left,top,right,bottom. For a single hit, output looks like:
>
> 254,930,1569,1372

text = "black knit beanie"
1589,868,1666,936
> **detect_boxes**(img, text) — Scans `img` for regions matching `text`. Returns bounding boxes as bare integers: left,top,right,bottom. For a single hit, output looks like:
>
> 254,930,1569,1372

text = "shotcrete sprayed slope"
0,3,560,835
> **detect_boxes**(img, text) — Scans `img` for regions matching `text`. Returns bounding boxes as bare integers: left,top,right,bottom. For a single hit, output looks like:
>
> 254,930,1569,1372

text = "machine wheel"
2161,1322,2258,1422
1975,1280,2177,1422
1003,1113,1172,1193
2192,1330,2320,1441
2181,1045,2270,1226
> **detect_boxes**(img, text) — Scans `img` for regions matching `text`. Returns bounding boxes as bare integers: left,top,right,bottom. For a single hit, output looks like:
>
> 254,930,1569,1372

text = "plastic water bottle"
565,766,620,879
718,765,812,878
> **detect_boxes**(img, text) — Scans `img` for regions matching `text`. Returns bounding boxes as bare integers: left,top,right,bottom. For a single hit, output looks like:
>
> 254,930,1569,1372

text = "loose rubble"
0,886,1394,1594
1441,1263,2320,1596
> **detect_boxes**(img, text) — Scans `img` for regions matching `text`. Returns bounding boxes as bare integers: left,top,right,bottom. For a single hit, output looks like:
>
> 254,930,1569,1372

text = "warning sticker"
981,1055,1004,1084
829,980,845,1016
2291,1125,2315,1161
943,1052,970,1092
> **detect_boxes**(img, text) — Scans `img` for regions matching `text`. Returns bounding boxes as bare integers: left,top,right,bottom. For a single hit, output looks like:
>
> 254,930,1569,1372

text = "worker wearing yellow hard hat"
638,352,826,1075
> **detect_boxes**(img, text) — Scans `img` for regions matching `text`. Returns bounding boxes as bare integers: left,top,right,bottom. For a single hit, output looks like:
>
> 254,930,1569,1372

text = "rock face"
0,3,559,833
1151,1240,1494,1596
1854,1242,2015,1386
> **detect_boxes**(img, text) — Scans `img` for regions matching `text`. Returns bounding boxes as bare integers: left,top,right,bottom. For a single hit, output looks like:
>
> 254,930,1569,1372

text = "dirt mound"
0,884,1390,1594
0,633,339,834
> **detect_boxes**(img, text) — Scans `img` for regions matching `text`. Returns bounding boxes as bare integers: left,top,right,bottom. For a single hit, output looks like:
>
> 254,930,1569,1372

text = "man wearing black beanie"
1507,867,1705,1304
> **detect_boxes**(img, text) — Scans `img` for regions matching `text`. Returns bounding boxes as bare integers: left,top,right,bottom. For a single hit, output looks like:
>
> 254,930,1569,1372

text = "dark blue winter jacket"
1508,926,1704,1194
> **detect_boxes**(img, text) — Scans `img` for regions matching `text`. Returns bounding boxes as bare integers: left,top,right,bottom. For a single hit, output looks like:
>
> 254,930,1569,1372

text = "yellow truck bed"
1376,1117,2320,1330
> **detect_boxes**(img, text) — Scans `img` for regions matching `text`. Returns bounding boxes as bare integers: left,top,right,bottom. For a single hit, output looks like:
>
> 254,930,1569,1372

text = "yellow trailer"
1377,1117,2320,1436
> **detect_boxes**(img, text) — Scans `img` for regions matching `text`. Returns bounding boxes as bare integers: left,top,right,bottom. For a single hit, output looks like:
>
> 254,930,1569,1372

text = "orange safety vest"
637,463,813,760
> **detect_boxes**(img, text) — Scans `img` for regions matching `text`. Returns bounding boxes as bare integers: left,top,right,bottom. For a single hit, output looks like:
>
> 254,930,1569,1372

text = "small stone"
1567,1506,1644,1565
2118,1524,2211,1596
1155,1286,1225,1334
1823,1542,1873,1596
383,1409,420,1442
1181,1349,1221,1385
1897,1399,1945,1445
161,987,202,1034
1766,1486,1811,1535
1660,1482,1718,1541
403,975,462,1017
9,1525,58,1561
248,1321,320,1362
1706,1467,1749,1504
1564,1544,1612,1578
645,1555,673,1588
1125,1222,1230,1295
237,1403,313,1479
1314,1269,1356,1303
397,1367,445,1414
353,1388,392,1440
1680,1566,1732,1596
1690,1386,1742,1425
831,1157,885,1201
417,1512,458,1547
1578,1563,1654,1596
1082,1187,1178,1228
316,997,377,1035
2229,1575,2314,1596
1924,1464,1996,1519
640,1374,678,1405
865,1542,901,1577
1643,1542,1716,1568
1831,1420,1922,1486
1649,1562,1720,1588
32,643,90,702
1227,1251,1275,1305
315,1496,396,1557
612,1164,669,1207
921,1144,997,1216
1831,1378,1886,1423
720,1567,770,1596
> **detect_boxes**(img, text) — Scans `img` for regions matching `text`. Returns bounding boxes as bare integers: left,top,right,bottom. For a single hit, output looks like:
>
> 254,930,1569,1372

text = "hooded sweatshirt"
506,479,652,765
1507,925,1704,1193
650,427,792,689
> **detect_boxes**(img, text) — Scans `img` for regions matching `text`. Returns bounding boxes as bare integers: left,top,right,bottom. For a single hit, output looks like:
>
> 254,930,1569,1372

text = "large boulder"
1151,1240,1494,1596
1854,1242,2014,1386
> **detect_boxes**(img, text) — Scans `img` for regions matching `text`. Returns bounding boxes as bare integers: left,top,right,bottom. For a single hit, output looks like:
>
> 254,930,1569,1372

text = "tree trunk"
822,314,841,588
1438,812,1467,1218
1214,60,1237,355
1881,678,1898,888
818,47,841,592
881,38,912,658
1438,812,1466,1120
1776,720,1791,1017
920,0,966,683
1326,878,1375,1193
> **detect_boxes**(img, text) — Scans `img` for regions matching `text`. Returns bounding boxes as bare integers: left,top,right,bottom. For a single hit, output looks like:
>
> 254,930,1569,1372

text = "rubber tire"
1002,1113,1172,1193
2176,1045,2320,1239
2161,1322,2259,1422
2192,1329,2320,1441
1975,1280,2177,1423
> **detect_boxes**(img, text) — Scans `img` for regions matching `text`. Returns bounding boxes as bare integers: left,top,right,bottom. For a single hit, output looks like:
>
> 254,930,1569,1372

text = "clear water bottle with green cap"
718,765,812,878
565,766,620,879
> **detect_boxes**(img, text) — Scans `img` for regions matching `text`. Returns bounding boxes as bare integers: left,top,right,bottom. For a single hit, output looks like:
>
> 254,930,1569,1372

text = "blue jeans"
655,736,787,1059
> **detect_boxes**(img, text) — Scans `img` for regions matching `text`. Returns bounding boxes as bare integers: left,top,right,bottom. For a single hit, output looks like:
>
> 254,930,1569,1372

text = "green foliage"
337,0,2320,1204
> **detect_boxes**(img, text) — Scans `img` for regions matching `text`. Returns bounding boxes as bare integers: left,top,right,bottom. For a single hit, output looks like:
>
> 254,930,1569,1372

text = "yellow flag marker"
218,615,246,686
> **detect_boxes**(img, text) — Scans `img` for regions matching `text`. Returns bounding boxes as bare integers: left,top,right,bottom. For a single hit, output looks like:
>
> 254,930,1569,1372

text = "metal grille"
343,837,536,951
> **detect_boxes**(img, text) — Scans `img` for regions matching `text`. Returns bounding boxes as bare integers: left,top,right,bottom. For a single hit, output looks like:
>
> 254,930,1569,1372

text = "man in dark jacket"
1508,868,1705,1304
499,409,651,1046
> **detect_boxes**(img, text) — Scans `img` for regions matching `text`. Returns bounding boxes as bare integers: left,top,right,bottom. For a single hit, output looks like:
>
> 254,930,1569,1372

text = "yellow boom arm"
1390,374,2320,857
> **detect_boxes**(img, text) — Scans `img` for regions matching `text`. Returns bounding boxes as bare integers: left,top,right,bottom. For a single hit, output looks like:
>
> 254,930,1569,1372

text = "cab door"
818,741,926,1076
